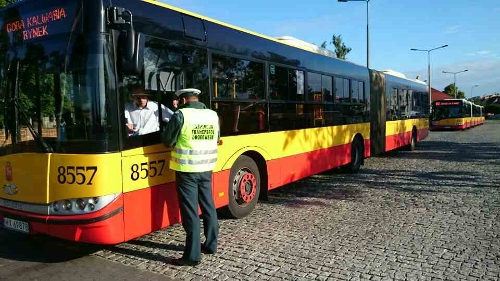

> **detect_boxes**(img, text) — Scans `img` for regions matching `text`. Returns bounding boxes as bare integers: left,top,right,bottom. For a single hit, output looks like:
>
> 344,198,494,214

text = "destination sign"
2,3,76,41
435,101,459,106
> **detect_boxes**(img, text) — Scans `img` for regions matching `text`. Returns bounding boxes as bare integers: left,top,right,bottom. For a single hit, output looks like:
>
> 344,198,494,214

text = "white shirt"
124,100,174,135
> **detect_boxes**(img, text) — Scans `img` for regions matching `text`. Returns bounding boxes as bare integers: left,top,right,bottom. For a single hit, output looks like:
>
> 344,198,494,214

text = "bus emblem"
2,184,18,196
5,162,12,181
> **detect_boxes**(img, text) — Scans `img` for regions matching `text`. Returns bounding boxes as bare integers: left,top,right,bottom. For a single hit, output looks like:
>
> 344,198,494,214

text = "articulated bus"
0,0,429,244
431,99,485,130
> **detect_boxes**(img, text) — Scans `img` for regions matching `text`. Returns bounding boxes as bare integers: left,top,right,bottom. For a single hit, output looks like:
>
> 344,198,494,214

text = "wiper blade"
12,98,53,153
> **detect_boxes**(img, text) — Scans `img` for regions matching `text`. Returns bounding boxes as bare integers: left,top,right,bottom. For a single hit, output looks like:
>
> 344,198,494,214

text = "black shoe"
170,257,200,266
201,243,216,254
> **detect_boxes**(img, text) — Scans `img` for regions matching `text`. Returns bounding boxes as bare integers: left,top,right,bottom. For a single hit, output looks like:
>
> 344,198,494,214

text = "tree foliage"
330,34,352,60
443,83,466,99
485,104,500,114
0,0,20,8
319,34,352,60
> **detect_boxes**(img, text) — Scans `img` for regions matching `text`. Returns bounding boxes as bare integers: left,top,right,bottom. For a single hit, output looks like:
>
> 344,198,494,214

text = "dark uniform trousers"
175,170,219,262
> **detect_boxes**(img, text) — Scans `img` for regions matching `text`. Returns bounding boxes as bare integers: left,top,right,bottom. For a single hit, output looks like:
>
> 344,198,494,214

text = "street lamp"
471,84,479,99
410,45,448,109
338,0,370,68
442,69,468,99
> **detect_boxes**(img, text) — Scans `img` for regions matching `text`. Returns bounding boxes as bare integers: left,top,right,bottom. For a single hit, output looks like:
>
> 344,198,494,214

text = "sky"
160,0,500,98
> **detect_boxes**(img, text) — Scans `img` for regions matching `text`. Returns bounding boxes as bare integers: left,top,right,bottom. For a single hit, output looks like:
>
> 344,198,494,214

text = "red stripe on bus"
122,172,231,242
386,131,412,151
267,140,370,189
418,128,429,142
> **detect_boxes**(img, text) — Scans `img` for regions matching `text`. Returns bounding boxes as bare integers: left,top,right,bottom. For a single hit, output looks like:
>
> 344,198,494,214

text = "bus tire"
342,138,363,174
407,129,417,151
223,155,261,219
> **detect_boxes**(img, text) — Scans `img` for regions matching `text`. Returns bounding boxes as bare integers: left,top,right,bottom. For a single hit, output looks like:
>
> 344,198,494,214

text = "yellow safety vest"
169,108,219,172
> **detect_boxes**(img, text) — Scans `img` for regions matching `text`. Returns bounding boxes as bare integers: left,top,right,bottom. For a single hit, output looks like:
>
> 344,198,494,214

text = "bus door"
119,68,179,239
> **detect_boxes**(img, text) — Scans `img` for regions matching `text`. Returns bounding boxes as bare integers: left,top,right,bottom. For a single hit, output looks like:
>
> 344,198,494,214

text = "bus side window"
121,36,209,149
211,53,266,135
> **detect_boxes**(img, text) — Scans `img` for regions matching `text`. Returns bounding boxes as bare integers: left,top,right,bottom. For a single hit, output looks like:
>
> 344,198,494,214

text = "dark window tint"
399,89,409,118
334,77,343,101
351,81,359,103
333,103,368,125
343,79,350,102
143,38,209,106
388,87,398,120
212,54,264,100
269,103,309,131
0,33,119,155
335,77,350,103
358,81,365,103
323,75,333,102
307,72,322,102
213,102,267,136
269,66,304,101
182,15,206,41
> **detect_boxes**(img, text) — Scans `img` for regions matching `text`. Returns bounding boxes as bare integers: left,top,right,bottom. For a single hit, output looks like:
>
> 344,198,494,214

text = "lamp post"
442,69,468,99
410,45,448,110
470,84,479,99
338,0,370,69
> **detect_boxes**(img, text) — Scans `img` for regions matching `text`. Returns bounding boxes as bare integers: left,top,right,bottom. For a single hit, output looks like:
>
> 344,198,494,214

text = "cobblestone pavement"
1,122,498,281
92,121,500,280
0,229,174,281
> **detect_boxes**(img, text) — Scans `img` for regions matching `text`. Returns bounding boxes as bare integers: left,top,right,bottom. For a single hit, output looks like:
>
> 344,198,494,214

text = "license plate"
2,217,29,233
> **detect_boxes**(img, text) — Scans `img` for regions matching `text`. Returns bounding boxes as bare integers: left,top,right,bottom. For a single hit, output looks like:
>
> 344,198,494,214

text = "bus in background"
472,103,486,126
0,0,428,244
431,99,485,130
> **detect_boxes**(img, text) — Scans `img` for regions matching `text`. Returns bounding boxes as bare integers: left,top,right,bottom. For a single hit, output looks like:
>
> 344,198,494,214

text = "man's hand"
126,123,135,132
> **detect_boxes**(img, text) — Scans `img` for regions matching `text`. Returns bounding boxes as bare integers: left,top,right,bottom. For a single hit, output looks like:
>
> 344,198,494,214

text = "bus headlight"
63,200,72,211
49,193,119,215
75,198,86,210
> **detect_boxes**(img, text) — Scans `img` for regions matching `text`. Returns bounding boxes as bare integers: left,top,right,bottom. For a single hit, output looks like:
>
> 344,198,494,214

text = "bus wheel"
407,129,417,151
224,155,261,219
342,139,363,174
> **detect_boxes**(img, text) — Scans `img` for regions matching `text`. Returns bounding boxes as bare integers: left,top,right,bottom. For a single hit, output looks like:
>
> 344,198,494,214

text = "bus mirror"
119,30,144,75
122,27,135,61
108,7,144,75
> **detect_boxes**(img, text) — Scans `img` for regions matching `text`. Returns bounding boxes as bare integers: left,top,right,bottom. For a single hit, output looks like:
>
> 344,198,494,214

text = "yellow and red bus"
0,0,429,244
431,99,485,130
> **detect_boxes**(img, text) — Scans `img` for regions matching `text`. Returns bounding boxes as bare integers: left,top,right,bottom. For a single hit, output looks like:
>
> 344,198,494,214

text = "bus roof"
275,36,337,59
143,0,341,60
382,69,427,86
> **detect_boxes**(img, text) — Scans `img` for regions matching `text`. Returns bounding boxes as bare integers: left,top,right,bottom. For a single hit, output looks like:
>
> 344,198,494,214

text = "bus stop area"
1,121,499,281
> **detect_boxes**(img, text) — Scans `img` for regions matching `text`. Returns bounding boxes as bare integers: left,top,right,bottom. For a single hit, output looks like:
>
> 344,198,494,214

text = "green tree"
485,104,500,115
330,34,352,60
444,83,466,99
0,0,20,8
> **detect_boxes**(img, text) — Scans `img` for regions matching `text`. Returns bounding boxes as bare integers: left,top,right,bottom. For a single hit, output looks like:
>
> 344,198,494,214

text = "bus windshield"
0,0,118,155
432,106,460,120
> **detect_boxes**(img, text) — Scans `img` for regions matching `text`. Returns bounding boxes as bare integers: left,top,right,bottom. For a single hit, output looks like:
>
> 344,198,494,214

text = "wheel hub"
237,171,257,203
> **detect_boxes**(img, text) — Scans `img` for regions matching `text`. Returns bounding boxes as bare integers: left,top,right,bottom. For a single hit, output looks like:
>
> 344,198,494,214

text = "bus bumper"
0,194,124,245
431,125,463,130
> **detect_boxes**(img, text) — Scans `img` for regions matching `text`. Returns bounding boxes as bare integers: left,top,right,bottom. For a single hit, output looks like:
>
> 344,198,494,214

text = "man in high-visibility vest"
161,88,220,266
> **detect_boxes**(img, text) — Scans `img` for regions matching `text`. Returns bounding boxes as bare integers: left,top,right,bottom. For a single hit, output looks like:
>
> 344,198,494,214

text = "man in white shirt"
124,85,174,136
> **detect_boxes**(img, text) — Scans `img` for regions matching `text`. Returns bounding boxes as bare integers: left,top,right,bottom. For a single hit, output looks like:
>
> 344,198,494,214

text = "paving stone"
6,122,499,281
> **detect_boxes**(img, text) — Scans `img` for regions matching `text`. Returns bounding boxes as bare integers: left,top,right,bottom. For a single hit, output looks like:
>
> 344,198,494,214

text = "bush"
485,104,500,115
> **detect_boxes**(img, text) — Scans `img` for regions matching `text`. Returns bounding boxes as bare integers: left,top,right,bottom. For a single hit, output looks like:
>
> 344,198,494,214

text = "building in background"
431,88,452,102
